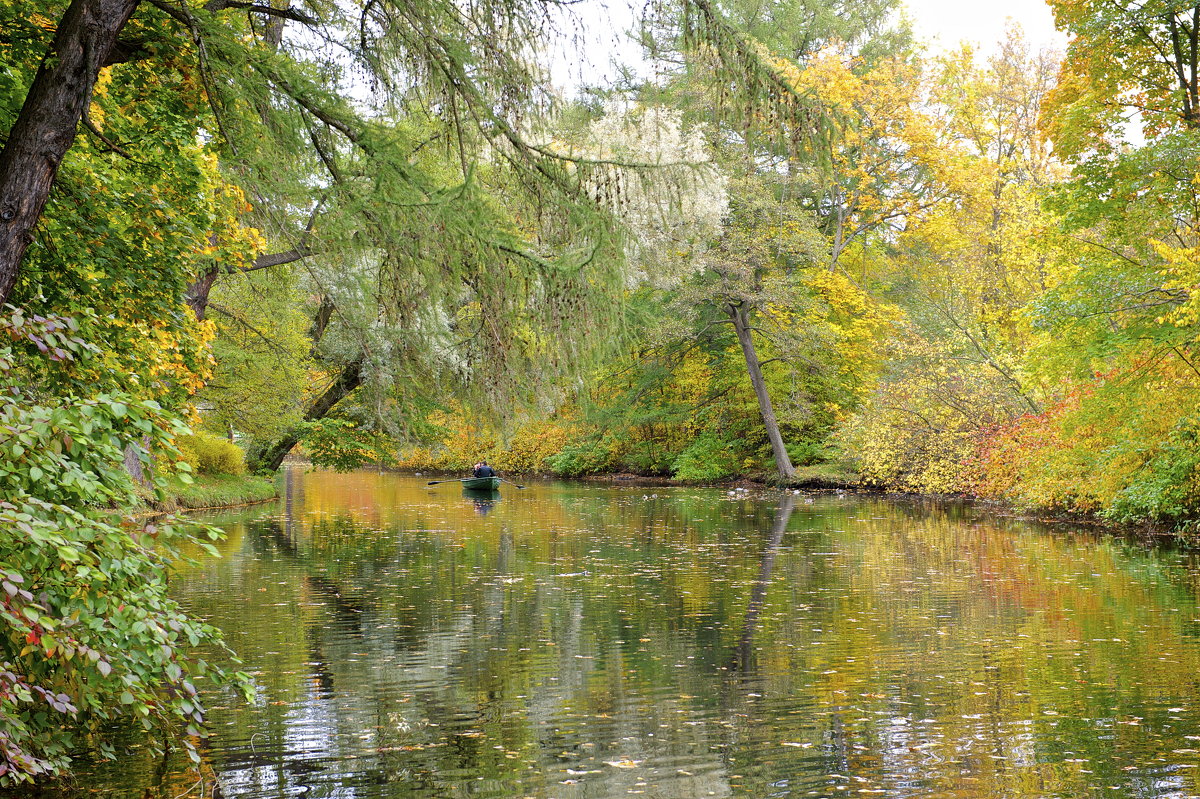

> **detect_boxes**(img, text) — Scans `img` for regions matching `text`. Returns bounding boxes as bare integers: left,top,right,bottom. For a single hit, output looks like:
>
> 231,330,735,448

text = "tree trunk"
727,301,794,480
185,265,220,320
0,0,141,306
247,358,364,472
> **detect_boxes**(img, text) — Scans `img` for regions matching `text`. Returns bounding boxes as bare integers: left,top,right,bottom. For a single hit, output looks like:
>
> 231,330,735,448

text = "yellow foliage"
178,432,247,476
394,405,576,474
1151,239,1200,326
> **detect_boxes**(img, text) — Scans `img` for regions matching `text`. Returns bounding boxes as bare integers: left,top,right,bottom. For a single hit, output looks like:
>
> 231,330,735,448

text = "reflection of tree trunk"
247,358,364,472
731,493,795,672
498,528,514,574
280,471,336,694
727,301,794,480
257,517,365,619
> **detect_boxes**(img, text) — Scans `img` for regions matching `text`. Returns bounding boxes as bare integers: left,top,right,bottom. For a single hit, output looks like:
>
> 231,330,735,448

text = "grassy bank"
154,473,279,512
785,462,861,489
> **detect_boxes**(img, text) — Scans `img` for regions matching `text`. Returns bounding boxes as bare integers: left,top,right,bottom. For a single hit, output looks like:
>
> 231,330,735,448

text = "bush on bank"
0,311,253,785
176,432,247,476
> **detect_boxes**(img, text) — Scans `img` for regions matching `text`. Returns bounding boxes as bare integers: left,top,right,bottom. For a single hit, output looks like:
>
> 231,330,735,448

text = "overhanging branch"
203,0,319,26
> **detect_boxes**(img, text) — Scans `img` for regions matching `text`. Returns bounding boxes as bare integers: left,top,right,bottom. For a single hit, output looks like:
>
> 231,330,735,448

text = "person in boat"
472,459,497,478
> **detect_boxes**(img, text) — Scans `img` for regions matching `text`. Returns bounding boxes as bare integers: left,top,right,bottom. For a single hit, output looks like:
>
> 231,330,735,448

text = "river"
58,469,1200,797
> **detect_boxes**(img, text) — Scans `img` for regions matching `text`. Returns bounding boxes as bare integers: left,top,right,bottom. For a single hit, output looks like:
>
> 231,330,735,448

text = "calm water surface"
66,469,1200,798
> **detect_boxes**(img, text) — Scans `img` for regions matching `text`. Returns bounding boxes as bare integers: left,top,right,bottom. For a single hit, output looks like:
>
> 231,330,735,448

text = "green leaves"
0,311,251,784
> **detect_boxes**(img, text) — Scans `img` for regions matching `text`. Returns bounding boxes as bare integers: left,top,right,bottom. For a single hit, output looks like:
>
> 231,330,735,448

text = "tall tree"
0,0,140,305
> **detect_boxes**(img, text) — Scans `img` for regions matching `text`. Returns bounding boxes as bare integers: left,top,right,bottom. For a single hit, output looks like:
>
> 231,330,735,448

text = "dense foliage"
4,0,1200,784
396,13,1200,530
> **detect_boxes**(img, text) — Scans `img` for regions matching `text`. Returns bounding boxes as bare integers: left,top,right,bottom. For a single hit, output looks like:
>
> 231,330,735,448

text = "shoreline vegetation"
174,464,1192,543
146,472,280,514
395,460,1194,540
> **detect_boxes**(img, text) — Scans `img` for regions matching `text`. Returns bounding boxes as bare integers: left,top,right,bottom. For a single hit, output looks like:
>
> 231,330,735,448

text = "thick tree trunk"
247,358,364,472
727,301,794,480
0,0,141,306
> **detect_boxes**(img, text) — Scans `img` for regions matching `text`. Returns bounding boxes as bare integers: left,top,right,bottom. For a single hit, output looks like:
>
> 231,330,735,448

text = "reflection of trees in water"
255,519,366,618
158,474,1200,799
730,494,795,673
212,495,761,795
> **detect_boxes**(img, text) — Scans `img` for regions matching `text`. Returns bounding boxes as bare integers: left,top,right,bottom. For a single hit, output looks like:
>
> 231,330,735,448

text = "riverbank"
146,473,279,513
570,462,862,490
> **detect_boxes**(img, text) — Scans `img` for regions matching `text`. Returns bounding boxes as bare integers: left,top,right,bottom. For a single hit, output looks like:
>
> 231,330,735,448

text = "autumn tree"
842,32,1065,492
961,1,1200,521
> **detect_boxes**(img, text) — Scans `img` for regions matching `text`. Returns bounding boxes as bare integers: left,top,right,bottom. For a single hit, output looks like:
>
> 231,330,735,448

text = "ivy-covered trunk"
727,300,794,480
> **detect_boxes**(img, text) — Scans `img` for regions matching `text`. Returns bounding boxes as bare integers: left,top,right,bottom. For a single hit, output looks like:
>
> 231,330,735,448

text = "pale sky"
904,0,1067,55
549,0,1069,93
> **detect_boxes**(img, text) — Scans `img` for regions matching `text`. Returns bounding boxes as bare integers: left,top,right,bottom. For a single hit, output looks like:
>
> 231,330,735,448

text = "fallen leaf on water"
605,759,641,768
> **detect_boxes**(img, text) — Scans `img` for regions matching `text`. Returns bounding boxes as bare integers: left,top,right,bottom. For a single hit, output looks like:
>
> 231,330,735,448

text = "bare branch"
242,246,312,272
80,106,139,162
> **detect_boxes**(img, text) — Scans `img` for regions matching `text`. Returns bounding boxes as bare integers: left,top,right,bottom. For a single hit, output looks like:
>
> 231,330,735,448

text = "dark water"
60,469,1200,797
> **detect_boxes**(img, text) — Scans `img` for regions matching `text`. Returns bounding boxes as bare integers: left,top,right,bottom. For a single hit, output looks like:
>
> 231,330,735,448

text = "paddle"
499,478,526,489
426,478,469,485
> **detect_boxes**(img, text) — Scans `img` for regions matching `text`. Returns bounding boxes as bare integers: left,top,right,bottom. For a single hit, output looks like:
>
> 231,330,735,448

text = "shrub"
672,433,737,481
179,432,246,475
175,438,201,474
545,437,619,476
787,438,832,467
493,419,571,474
0,310,252,784
972,365,1200,524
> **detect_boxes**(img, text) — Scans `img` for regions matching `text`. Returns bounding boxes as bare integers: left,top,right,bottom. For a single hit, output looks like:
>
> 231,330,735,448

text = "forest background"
2,0,1200,785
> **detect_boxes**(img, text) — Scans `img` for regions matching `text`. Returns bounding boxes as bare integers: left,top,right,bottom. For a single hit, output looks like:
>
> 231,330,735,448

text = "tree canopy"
7,0,1200,785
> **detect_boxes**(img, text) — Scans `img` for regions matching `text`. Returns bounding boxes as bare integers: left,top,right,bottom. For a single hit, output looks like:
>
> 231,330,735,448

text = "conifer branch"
202,0,319,26
206,301,296,355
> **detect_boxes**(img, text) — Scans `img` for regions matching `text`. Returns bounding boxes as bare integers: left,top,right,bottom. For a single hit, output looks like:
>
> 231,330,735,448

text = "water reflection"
46,469,1200,798
465,488,501,517
731,492,795,674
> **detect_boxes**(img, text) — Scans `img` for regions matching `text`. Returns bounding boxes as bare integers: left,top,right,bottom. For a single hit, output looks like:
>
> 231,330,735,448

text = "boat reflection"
463,487,501,516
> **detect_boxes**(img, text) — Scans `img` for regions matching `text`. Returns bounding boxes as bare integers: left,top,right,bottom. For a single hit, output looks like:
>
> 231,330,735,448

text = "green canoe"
461,476,501,491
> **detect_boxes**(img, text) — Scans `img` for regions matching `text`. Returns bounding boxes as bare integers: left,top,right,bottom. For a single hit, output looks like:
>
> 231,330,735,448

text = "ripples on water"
55,470,1200,798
